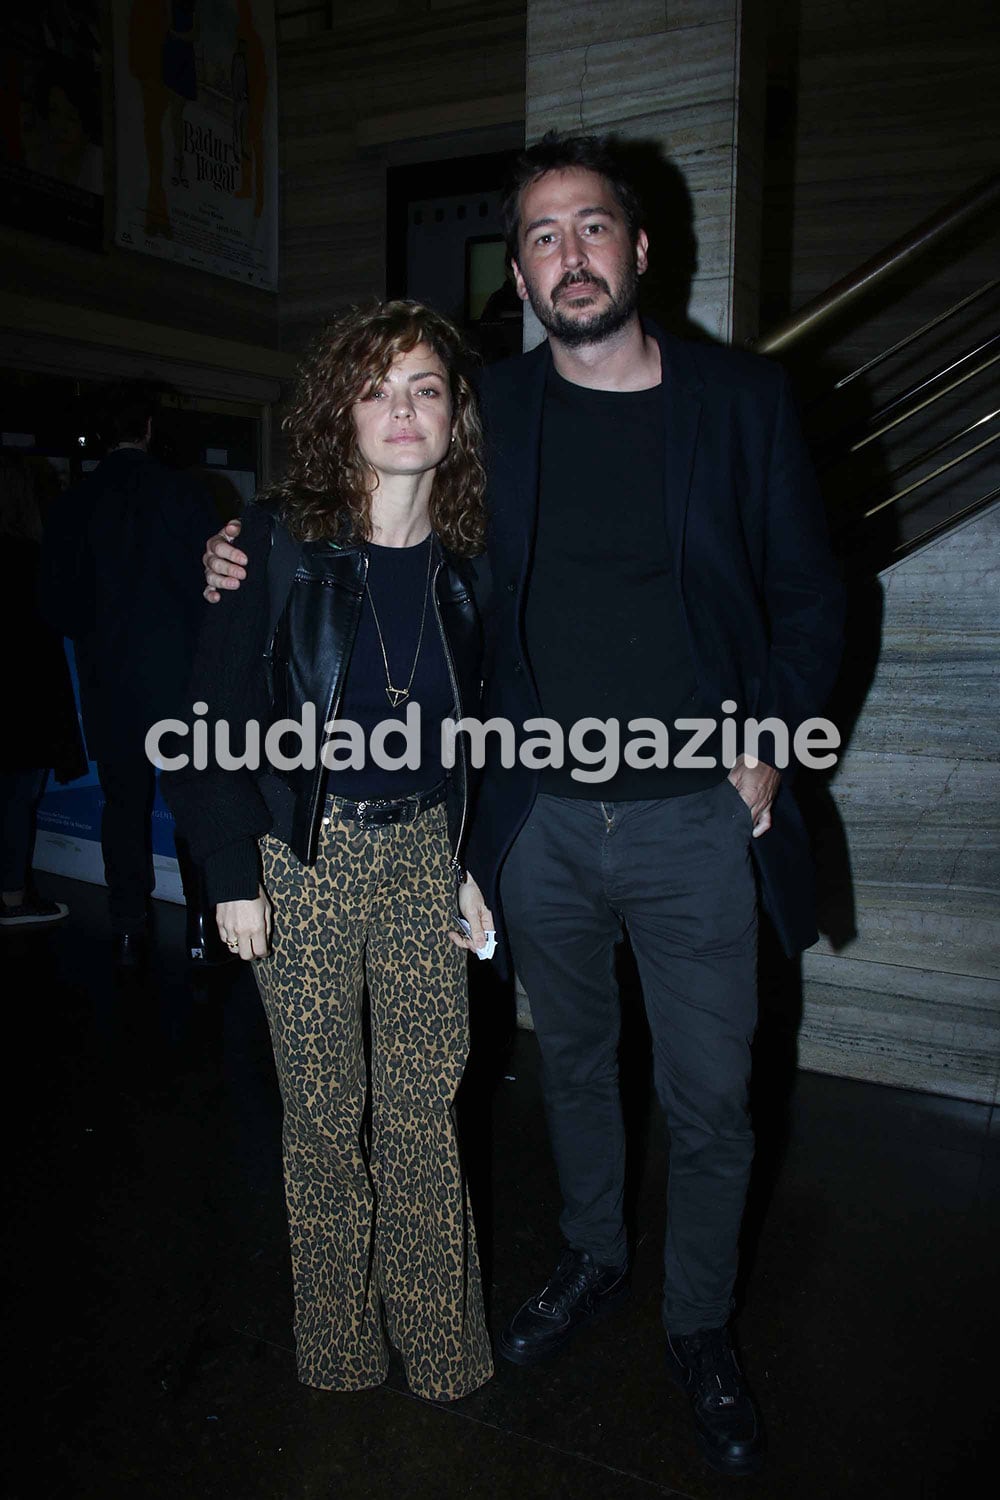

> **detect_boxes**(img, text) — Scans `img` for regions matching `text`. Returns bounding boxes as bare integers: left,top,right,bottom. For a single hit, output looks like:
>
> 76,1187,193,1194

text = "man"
204,135,843,1475
40,382,220,969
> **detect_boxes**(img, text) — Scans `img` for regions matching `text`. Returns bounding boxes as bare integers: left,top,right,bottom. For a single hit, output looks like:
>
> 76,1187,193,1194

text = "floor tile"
7,878,998,1500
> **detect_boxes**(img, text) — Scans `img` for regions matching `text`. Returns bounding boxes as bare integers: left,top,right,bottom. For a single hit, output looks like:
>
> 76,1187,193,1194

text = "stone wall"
799,503,999,1102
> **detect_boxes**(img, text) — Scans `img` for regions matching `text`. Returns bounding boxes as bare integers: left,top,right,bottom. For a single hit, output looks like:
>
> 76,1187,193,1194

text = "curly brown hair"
267,301,486,555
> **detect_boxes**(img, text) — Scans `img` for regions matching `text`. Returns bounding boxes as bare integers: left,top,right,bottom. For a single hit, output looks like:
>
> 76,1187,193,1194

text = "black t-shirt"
524,366,723,798
329,535,450,798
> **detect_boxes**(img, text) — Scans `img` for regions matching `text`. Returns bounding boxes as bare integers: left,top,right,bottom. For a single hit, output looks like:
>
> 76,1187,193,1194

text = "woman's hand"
217,886,272,960
203,518,248,602
449,872,494,953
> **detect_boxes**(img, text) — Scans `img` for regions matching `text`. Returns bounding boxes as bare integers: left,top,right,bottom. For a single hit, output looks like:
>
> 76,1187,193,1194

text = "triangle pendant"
385,687,409,708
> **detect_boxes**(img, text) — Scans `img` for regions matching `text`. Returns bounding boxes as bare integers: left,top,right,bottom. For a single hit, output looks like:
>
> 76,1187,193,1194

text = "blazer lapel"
506,340,550,568
652,327,704,572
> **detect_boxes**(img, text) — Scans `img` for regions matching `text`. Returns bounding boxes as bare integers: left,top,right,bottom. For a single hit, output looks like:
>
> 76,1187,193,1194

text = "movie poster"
0,6,104,249
112,0,277,290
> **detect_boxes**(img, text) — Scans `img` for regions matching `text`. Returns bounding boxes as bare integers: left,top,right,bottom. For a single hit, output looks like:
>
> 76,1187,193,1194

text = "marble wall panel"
1,226,278,351
821,753,998,893
664,0,739,27
842,510,999,758
525,1,764,343
798,957,1000,1103
280,18,526,121
528,24,739,134
281,168,383,232
764,1,999,313
686,277,735,342
812,894,999,980
796,501,1000,1096
530,0,680,55
281,133,359,173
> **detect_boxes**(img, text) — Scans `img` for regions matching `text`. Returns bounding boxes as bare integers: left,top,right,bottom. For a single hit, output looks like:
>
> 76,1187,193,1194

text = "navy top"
327,535,451,798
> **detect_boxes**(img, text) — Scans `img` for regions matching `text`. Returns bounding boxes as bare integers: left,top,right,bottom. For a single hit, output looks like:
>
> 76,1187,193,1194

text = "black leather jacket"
164,504,482,907
261,531,482,869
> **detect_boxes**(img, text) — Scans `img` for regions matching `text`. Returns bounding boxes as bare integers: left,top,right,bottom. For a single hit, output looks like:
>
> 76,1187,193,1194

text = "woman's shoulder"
435,541,484,601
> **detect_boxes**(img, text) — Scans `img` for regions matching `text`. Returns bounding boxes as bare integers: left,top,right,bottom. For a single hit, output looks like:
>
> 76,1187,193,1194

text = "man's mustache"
552,272,611,303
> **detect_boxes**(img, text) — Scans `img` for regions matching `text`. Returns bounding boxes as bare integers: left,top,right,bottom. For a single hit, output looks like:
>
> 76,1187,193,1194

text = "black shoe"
114,931,148,972
0,895,68,928
665,1325,764,1476
498,1248,628,1366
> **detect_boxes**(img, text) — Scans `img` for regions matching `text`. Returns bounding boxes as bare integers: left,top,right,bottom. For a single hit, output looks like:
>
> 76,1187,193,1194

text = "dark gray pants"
0,768,48,892
500,779,758,1335
96,756,200,935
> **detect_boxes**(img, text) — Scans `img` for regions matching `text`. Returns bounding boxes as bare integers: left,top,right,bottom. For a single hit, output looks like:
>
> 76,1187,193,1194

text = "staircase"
798,500,999,1103
764,175,1000,1104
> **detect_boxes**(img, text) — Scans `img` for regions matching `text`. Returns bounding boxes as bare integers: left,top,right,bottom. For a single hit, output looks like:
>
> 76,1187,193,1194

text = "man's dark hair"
500,132,644,260
97,382,159,449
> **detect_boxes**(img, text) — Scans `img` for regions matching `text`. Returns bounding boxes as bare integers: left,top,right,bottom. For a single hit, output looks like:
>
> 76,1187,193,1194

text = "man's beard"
524,263,640,348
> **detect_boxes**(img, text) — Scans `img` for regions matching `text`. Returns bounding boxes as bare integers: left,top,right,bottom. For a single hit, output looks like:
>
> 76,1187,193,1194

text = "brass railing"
754,174,1000,356
752,174,1000,565
816,332,1000,461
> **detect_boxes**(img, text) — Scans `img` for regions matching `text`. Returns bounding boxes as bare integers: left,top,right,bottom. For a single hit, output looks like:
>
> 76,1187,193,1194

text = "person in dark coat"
202,137,845,1476
39,382,218,967
0,455,86,927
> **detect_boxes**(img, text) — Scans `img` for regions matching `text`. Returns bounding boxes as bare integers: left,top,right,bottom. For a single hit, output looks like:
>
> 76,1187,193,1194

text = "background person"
165,302,493,1401
0,454,86,928
39,381,218,970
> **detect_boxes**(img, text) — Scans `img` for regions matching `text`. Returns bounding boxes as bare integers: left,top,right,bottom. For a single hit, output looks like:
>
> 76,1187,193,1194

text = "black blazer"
465,323,845,958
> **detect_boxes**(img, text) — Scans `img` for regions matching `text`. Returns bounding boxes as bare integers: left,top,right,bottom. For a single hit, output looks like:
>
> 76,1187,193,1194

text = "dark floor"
6,875,998,1500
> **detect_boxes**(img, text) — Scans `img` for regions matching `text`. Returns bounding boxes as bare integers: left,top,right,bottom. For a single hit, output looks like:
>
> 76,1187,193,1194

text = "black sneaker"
0,895,69,928
498,1248,628,1366
665,1325,765,1476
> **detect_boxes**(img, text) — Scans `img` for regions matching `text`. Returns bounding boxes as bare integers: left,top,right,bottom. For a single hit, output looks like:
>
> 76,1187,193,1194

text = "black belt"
323,781,446,829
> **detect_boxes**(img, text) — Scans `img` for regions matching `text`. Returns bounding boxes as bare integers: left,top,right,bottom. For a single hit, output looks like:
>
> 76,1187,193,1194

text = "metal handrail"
830,279,999,391
888,486,1000,559
884,408,999,482
863,428,1000,519
818,336,1000,463
753,173,1000,355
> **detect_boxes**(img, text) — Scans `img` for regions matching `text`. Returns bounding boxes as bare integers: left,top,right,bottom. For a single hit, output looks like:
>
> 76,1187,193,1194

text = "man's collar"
521,317,703,396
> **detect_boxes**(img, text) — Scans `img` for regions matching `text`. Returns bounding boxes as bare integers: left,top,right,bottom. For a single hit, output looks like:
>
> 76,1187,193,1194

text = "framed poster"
0,5,105,249
386,150,522,365
112,0,277,290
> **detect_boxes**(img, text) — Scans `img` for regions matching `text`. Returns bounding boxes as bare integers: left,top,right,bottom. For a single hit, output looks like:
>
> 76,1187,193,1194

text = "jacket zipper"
304,551,369,859
431,558,468,872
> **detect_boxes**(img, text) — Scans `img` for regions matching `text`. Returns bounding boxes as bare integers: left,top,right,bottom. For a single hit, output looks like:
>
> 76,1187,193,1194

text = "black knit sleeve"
161,505,275,906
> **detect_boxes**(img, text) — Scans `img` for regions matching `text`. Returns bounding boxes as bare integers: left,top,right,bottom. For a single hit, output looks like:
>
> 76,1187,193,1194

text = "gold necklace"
365,538,434,708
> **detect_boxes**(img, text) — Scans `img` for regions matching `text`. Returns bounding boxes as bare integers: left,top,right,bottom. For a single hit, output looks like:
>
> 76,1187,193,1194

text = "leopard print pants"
253,800,493,1401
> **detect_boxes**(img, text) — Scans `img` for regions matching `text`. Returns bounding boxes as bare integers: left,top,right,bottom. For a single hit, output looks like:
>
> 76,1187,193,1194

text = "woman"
166,302,494,1400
